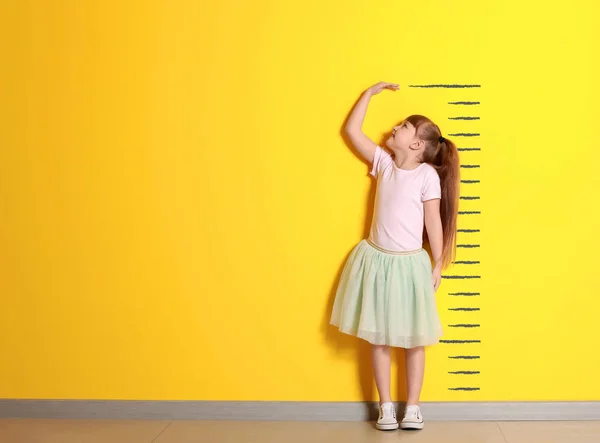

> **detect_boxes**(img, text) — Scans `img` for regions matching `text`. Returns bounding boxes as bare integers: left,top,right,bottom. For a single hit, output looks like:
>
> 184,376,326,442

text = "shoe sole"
376,423,399,431
400,421,424,430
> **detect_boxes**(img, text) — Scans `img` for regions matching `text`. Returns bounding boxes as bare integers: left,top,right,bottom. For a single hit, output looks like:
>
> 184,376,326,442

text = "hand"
367,81,399,96
432,264,442,292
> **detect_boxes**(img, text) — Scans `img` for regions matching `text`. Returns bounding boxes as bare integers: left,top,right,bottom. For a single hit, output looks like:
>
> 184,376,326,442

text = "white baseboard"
1,400,599,421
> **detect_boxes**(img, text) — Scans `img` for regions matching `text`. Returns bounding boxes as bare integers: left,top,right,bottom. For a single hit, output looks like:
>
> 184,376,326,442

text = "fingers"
373,82,399,91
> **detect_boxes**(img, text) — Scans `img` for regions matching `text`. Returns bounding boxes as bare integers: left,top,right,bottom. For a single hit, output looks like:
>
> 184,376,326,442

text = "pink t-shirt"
368,146,441,251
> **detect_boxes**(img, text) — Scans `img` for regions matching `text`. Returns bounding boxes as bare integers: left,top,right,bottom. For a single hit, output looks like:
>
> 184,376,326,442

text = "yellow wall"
1,0,599,401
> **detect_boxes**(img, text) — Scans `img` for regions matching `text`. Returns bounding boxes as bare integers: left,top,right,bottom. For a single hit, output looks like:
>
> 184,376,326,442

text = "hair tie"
439,136,446,143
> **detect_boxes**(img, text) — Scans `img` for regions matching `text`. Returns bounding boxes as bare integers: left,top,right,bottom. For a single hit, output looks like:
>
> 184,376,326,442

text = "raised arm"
344,82,399,164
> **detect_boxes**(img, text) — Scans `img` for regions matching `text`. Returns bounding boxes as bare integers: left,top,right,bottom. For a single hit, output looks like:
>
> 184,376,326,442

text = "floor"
0,419,599,443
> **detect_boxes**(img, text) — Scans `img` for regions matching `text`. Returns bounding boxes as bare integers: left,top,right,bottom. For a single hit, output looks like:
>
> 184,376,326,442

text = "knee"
405,346,424,353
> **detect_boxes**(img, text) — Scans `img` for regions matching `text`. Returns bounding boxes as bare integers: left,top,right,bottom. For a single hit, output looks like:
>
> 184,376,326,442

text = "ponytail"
436,137,460,269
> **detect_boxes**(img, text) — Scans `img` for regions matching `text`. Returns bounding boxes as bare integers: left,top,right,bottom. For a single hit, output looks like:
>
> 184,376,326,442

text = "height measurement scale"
410,84,482,394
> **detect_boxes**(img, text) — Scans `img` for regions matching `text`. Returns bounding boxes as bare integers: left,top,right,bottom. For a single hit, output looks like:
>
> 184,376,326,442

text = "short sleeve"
421,167,441,201
369,146,392,178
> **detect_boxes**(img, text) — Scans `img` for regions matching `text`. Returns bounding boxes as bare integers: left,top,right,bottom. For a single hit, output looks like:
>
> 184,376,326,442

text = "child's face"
386,120,418,151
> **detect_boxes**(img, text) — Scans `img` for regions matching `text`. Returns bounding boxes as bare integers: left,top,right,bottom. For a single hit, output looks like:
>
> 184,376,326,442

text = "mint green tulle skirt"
330,239,443,348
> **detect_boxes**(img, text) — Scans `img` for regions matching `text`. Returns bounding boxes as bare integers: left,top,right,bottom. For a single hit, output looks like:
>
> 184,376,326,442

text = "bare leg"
405,346,425,406
371,344,392,404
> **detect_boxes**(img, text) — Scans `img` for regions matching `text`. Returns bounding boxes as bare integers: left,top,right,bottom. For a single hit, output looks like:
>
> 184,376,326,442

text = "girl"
330,81,460,431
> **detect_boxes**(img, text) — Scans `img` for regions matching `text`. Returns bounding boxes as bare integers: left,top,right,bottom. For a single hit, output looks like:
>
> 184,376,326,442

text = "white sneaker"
400,404,424,430
376,402,399,431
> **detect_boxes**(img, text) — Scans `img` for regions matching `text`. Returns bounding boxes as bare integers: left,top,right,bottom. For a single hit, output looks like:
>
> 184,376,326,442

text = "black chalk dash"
450,133,480,137
449,292,480,296
409,84,481,88
459,211,481,215
461,180,480,184
448,308,480,311
449,101,480,105
449,355,480,359
449,371,481,374
460,196,480,200
449,387,481,391
442,275,481,279
457,244,480,248
449,324,481,328
453,261,480,265
441,339,481,344
458,148,481,151
449,117,480,120
457,229,480,233
460,164,480,168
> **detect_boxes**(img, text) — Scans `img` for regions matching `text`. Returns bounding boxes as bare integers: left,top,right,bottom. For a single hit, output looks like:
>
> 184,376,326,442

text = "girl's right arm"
344,82,399,164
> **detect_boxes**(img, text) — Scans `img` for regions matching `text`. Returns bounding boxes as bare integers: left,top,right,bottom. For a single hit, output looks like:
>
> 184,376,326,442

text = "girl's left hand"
432,264,442,291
